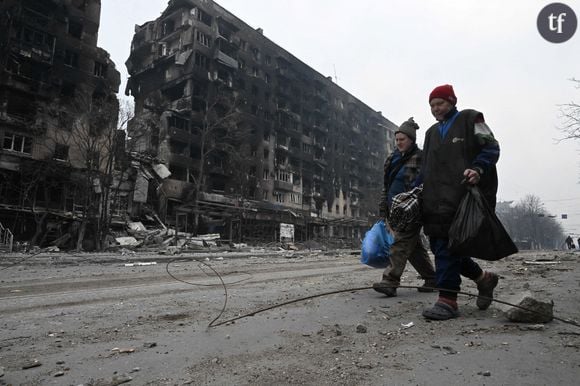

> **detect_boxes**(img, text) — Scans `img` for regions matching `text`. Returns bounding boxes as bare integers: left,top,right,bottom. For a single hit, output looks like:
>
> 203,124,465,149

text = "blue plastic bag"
360,220,394,268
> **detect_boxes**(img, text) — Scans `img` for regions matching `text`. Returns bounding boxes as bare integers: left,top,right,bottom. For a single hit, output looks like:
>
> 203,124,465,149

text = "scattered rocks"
505,296,554,323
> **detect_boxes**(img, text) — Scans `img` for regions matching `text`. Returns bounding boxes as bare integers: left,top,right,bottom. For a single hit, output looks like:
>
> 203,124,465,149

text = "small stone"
22,360,42,369
110,374,132,385
483,371,491,376
356,324,367,333
53,371,65,377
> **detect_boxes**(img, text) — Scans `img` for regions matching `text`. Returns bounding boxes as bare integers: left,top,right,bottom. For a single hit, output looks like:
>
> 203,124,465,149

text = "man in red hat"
420,84,501,320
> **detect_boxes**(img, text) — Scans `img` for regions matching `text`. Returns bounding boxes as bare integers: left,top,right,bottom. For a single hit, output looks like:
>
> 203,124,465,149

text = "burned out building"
0,0,121,248
126,0,396,243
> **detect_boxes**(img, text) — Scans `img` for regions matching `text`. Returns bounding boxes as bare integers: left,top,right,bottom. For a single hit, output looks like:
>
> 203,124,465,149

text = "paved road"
0,249,579,385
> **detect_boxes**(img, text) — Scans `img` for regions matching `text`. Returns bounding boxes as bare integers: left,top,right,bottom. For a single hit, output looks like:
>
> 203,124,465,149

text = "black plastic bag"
448,185,518,260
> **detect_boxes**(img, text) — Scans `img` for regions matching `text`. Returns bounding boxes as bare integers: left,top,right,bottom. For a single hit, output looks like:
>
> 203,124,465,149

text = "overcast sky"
99,0,580,236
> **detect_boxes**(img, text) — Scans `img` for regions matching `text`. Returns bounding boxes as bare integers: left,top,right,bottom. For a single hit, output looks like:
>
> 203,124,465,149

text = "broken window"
169,139,188,155
68,20,83,39
54,144,69,161
251,47,260,61
274,191,285,203
265,55,272,65
262,168,269,180
195,8,212,26
293,174,301,186
162,19,175,37
64,50,79,67
196,30,212,47
194,51,210,70
263,149,269,159
249,166,256,177
239,39,248,51
3,133,33,154
275,170,290,182
275,152,286,166
167,115,189,130
161,83,185,101
169,164,187,181
21,26,53,49
6,92,35,120
93,62,107,77
158,42,167,56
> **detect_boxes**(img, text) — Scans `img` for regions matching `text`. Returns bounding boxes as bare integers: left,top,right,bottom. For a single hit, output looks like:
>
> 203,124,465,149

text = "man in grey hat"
373,118,436,297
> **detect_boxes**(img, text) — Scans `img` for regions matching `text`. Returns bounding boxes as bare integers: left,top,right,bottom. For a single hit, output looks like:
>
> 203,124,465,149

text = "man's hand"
463,168,481,185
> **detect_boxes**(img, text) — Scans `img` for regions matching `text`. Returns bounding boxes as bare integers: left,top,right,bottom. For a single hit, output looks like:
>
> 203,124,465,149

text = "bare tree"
497,194,565,249
188,86,247,234
558,78,580,140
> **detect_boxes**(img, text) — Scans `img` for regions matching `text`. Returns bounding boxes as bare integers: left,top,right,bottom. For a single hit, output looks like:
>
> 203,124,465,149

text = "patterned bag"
389,186,422,232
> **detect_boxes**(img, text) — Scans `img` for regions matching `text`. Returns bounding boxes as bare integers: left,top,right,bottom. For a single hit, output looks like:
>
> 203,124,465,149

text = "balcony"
168,153,198,168
214,50,238,69
274,180,293,191
314,157,327,166
275,143,289,152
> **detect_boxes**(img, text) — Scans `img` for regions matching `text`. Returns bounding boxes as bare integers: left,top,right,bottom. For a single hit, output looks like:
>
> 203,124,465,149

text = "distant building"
0,0,120,246
126,0,396,242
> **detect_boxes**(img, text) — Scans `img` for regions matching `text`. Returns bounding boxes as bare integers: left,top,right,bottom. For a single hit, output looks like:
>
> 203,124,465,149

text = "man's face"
430,98,454,121
395,132,413,153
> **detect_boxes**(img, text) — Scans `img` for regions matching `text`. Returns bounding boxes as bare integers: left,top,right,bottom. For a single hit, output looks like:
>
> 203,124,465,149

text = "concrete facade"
126,0,397,242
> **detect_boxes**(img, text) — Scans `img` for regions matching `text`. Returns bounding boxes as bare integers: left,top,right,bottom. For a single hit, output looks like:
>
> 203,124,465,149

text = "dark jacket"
379,144,422,216
422,109,499,237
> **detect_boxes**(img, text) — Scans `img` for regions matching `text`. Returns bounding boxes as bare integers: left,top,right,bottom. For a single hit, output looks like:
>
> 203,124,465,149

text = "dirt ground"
0,247,579,385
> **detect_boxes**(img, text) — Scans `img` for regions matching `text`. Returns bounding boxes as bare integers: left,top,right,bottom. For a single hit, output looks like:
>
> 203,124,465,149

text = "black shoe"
372,282,397,297
417,280,436,293
476,272,499,310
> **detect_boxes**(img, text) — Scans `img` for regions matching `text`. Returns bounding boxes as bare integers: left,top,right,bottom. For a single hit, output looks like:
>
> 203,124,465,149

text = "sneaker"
417,280,436,293
476,272,499,310
372,281,397,297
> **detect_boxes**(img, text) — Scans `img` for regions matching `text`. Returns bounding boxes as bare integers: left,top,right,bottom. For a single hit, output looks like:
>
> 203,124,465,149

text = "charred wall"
126,0,397,239
0,0,121,243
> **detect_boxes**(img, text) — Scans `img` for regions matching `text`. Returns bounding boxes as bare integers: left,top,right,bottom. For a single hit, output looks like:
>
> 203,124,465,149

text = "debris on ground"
505,295,554,323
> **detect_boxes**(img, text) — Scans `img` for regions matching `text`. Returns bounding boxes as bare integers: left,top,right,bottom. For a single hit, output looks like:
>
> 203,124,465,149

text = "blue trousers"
429,237,483,298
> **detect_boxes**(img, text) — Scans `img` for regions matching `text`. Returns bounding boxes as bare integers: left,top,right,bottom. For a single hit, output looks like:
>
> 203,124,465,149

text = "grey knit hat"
395,117,419,142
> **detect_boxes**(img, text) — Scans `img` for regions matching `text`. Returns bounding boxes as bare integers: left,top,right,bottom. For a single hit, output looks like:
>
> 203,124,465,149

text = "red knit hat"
429,84,457,105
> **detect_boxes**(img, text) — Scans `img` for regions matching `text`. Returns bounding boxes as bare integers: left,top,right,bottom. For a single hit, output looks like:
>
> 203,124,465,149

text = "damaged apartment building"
0,0,121,249
126,0,396,243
